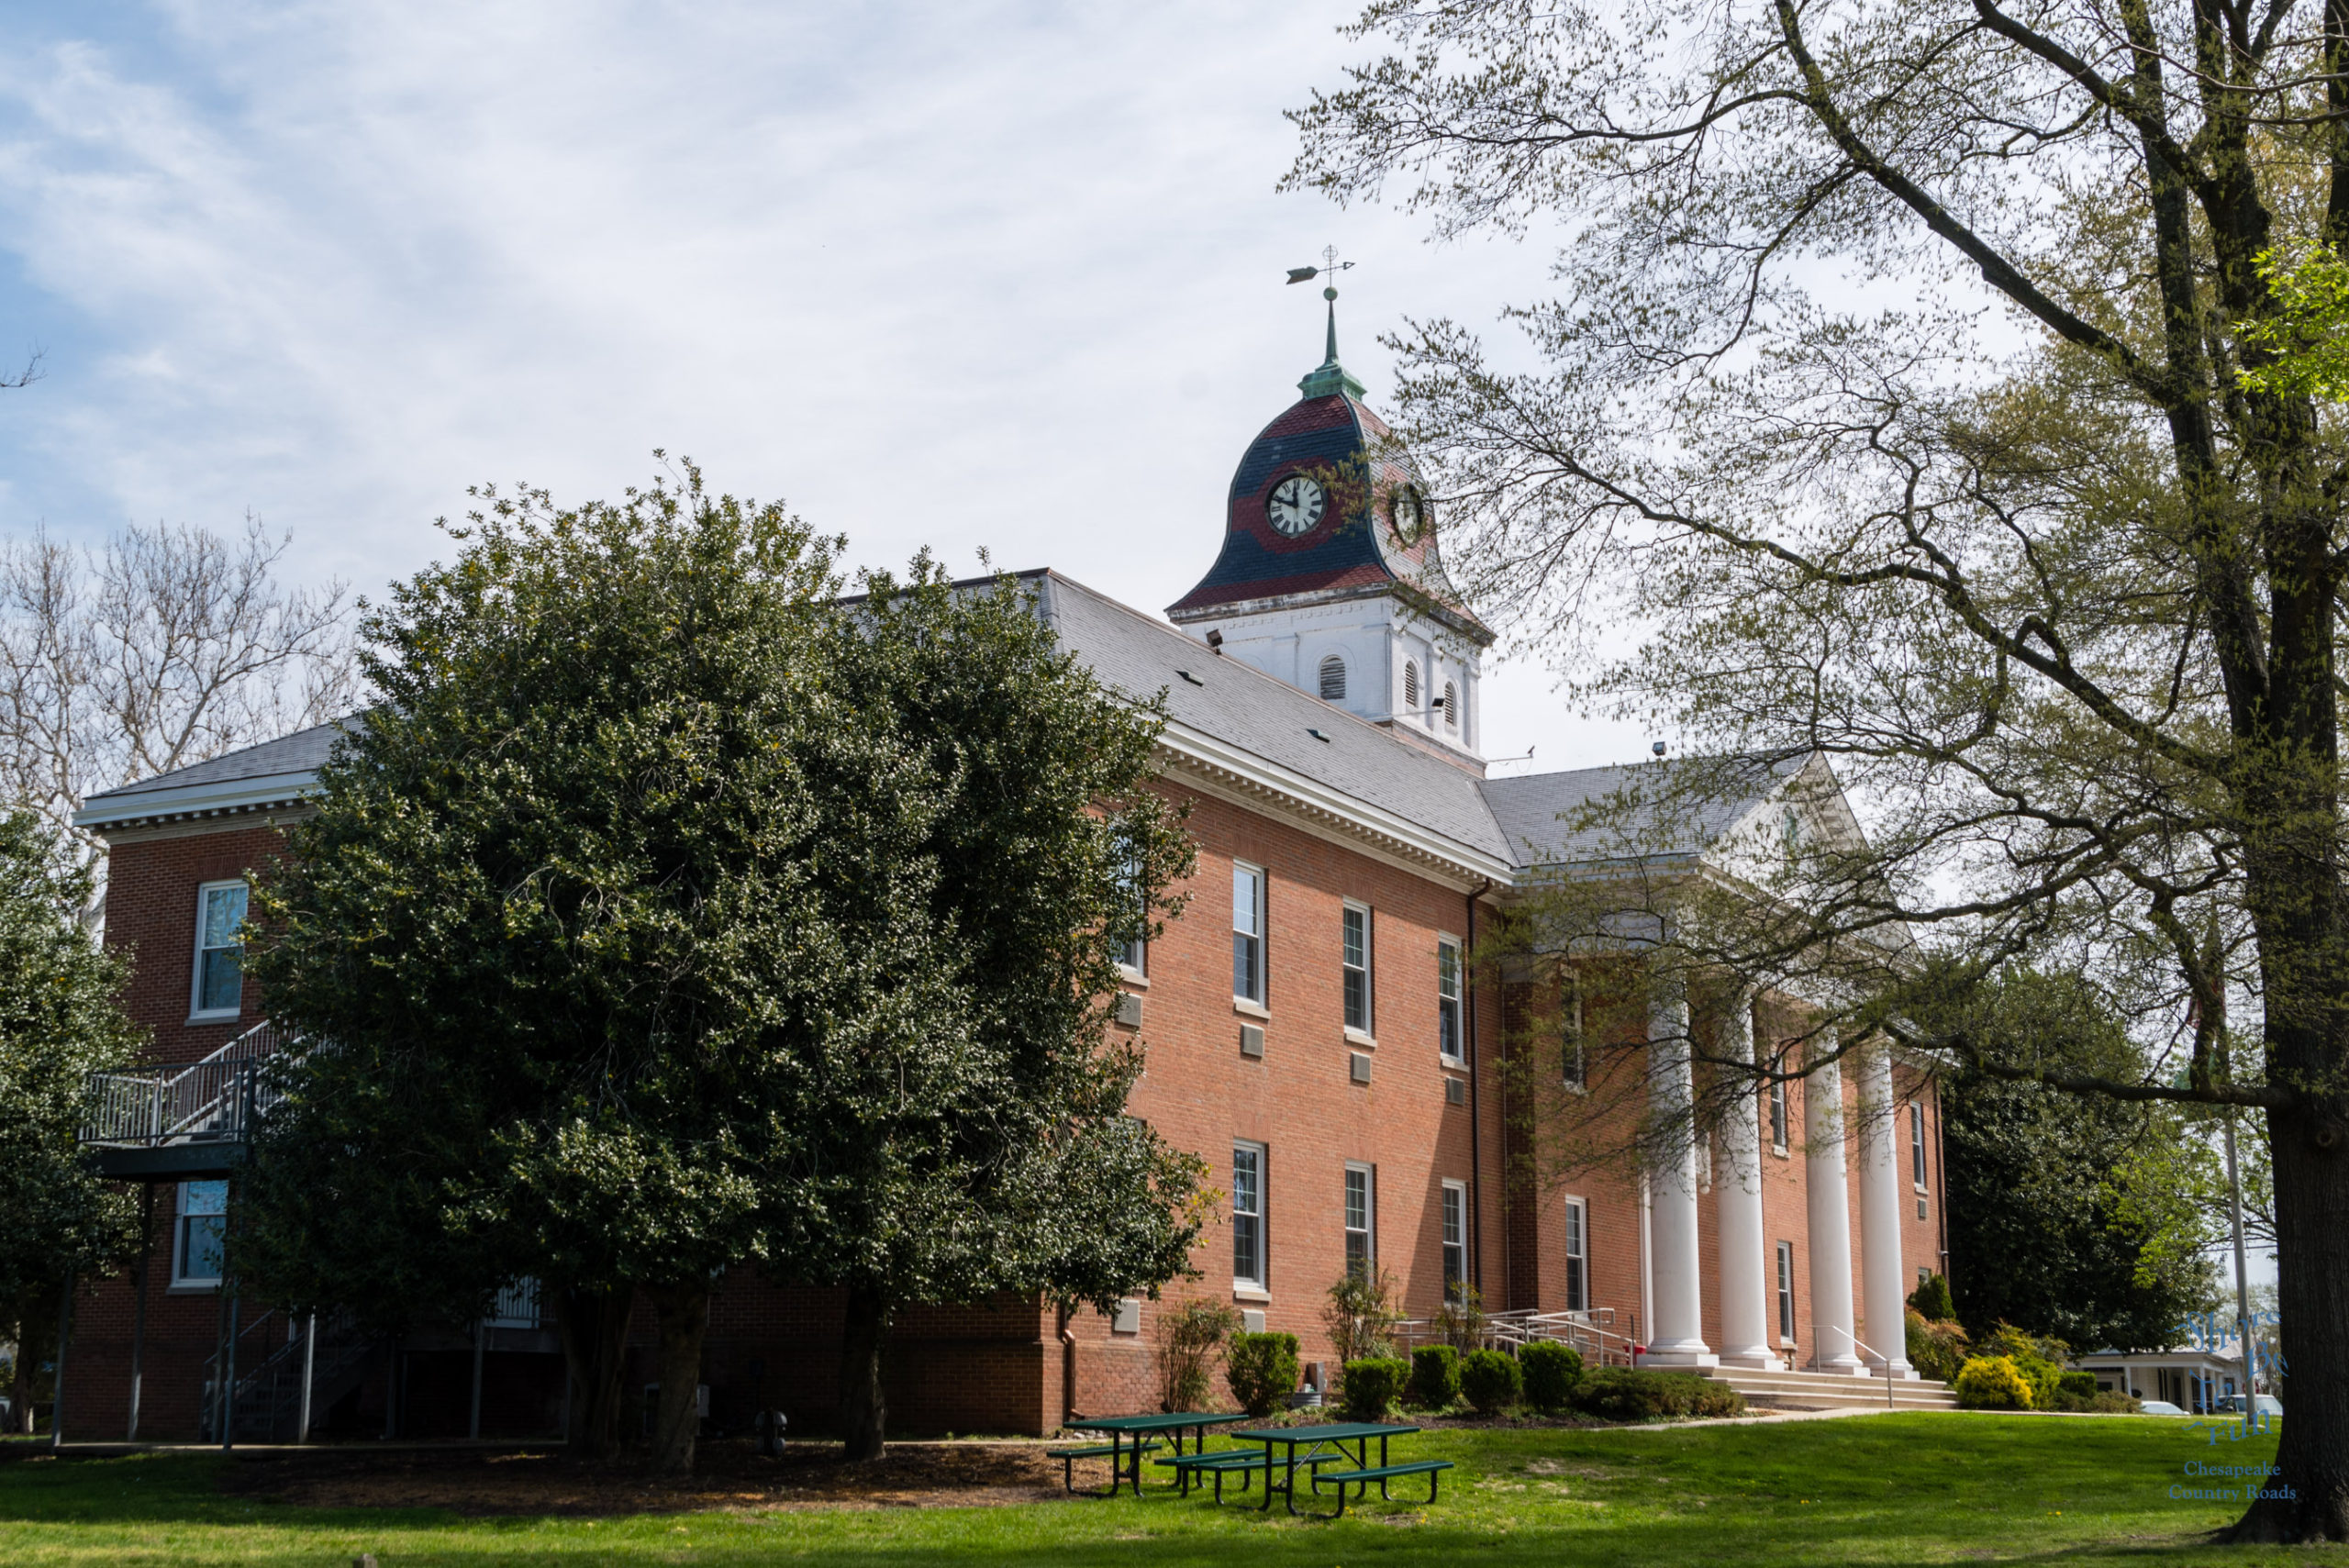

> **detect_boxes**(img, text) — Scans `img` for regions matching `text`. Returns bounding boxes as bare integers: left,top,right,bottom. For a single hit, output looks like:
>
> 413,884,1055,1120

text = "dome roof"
1167,318,1490,644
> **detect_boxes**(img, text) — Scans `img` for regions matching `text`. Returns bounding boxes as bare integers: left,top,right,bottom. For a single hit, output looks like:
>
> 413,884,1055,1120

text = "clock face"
1266,474,1328,537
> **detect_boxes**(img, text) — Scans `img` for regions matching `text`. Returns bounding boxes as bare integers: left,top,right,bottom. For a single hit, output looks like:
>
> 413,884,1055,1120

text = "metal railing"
1391,1307,1642,1369
1813,1323,1899,1410
80,1021,285,1148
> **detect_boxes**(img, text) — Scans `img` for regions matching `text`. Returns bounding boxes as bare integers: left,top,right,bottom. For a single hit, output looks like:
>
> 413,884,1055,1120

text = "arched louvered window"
1443,680,1459,730
1404,661,1420,708
1319,655,1347,701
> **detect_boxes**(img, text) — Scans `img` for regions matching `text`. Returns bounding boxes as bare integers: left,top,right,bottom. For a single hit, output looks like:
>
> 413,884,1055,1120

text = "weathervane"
1286,245,1355,301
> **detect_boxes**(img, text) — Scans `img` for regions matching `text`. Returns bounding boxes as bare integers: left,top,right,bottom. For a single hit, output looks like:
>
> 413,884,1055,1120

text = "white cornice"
73,769,321,834
1154,719,1514,888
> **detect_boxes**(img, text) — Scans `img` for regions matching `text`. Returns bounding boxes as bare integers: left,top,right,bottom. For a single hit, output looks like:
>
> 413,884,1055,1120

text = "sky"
0,0,1650,774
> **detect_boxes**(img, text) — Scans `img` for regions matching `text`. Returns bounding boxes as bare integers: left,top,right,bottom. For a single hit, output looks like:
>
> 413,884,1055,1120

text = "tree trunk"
837,1282,892,1462
2227,1092,2349,1540
550,1283,633,1462
645,1281,710,1475
11,1291,55,1434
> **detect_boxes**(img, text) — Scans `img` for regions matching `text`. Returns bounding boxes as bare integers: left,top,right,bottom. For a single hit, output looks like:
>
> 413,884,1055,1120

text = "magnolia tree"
1295,0,2349,1540
241,464,1202,1468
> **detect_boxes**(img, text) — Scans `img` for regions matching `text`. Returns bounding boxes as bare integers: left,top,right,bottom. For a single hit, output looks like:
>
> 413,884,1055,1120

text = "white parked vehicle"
2136,1399,2187,1416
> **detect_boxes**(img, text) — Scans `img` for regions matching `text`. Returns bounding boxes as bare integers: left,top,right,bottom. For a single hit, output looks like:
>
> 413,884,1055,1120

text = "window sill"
1232,1286,1271,1303
1769,1146,1791,1160
1343,1028,1377,1049
1118,967,1149,988
186,1013,242,1027
168,1283,221,1296
1232,998,1270,1020
1563,1081,1588,1096
1440,1055,1467,1072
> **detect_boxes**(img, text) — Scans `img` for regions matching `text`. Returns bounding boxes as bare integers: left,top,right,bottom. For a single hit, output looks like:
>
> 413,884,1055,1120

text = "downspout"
1465,878,1495,1301
1056,1304,1077,1429
1933,1077,1950,1282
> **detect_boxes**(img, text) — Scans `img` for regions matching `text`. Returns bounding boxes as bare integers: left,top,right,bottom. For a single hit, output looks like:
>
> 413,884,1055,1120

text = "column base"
1642,1339,1719,1370
1715,1346,1781,1371
1810,1353,1869,1375
1868,1362,1920,1381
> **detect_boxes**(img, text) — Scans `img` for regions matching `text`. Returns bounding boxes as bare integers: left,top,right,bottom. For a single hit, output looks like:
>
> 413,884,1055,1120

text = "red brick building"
58,322,1950,1442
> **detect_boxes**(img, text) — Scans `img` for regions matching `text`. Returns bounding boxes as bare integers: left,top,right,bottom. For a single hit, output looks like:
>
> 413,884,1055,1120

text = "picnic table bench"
1227,1420,1449,1518
1052,1411,1252,1497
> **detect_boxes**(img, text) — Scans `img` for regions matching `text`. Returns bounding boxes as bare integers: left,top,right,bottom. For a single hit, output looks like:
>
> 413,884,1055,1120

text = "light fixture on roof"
1206,628,1225,655
1653,741,1668,757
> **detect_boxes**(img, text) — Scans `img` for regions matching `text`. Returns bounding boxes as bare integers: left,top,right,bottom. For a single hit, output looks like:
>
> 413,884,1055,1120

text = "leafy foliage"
1341,1355,1411,1419
0,809,143,1425
1953,1356,2035,1411
1907,1274,1956,1325
1905,1308,1970,1385
1322,1264,1401,1364
1408,1344,1461,1410
1570,1368,1744,1422
1432,1281,1486,1352
1520,1340,1585,1412
1459,1348,1522,1415
1154,1299,1241,1413
1224,1331,1299,1418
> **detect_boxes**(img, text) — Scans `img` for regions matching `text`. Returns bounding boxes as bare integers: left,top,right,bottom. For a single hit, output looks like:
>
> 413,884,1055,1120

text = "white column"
1714,995,1777,1370
1643,987,1717,1368
1855,1043,1919,1378
1804,1034,1866,1373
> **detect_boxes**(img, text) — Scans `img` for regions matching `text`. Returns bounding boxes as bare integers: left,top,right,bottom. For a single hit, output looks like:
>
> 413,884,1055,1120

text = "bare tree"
0,519,356,919
1293,0,2349,1540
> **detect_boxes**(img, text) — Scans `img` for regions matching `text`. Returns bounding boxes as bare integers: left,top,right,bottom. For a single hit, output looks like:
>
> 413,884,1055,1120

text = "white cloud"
0,0,1650,769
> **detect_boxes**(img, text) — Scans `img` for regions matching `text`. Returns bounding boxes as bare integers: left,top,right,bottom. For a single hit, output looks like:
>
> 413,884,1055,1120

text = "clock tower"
1168,299,1493,766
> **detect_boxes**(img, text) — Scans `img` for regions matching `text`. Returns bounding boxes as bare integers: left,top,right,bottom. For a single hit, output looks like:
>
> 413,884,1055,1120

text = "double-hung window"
1437,940,1463,1062
1343,1162,1375,1277
1562,1197,1589,1312
1768,1076,1790,1153
1441,1180,1468,1298
1232,863,1265,1005
1909,1103,1928,1191
192,881,250,1019
1232,1141,1267,1289
1115,846,1147,976
1341,904,1372,1034
1561,973,1586,1089
175,1180,228,1286
1776,1241,1798,1342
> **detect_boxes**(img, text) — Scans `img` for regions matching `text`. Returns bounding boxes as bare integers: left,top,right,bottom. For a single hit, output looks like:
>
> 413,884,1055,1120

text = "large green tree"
242,468,1204,1467
0,807,142,1431
1294,0,2349,1539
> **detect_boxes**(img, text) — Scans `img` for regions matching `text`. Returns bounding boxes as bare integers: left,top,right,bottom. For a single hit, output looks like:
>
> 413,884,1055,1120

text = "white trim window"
1910,1102,1929,1191
175,1180,228,1286
1116,847,1147,978
191,880,250,1019
1232,862,1266,1005
1341,903,1373,1035
1343,1162,1375,1278
1768,1076,1790,1153
1437,939,1464,1062
1233,1141,1267,1289
1562,973,1586,1089
1563,1197,1589,1312
1776,1240,1798,1343
1441,1180,1468,1298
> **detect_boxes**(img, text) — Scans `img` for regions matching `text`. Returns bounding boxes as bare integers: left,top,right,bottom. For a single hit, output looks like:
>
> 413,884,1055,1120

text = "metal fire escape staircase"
79,1020,285,1179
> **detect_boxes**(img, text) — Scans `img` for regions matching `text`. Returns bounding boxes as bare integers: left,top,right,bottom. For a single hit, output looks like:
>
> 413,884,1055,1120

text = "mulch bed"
215,1438,1077,1516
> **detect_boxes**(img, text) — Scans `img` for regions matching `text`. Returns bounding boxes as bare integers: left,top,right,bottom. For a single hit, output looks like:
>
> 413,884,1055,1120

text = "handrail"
1812,1323,1898,1410
80,1021,289,1148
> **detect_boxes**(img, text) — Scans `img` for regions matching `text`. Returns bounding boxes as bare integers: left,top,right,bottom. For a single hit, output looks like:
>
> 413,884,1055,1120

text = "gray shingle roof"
82,717,356,806
1480,754,1806,867
77,573,1819,880
1031,572,1512,864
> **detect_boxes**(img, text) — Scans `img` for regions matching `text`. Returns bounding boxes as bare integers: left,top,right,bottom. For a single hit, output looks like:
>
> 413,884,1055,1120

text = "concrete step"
1696,1365,1960,1411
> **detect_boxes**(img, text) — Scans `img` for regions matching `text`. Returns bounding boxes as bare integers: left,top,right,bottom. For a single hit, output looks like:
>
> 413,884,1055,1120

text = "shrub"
1570,1367,1744,1421
1154,1299,1241,1412
1224,1331,1300,1418
1905,1307,1970,1383
1323,1267,1402,1364
2058,1371,2099,1400
1460,1348,1523,1415
1520,1340,1585,1411
1408,1345,1462,1410
1953,1355,2034,1409
1341,1356,1411,1419
1907,1273,1956,1323
1433,1284,1487,1353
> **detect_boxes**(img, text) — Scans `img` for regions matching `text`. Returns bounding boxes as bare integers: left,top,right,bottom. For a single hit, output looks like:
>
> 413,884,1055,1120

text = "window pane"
1341,908,1365,968
1232,867,1260,936
200,884,248,950
1343,1168,1368,1231
198,947,243,1014
1343,969,1367,1031
184,1179,228,1217
182,1216,225,1282
1233,1147,1263,1283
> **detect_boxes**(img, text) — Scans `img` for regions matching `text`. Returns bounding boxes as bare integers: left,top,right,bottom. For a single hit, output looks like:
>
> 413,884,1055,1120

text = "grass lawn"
0,1413,2308,1566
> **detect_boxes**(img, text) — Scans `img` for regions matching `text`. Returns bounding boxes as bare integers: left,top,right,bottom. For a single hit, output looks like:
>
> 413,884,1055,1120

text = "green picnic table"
1051,1411,1254,1497
1227,1420,1453,1518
